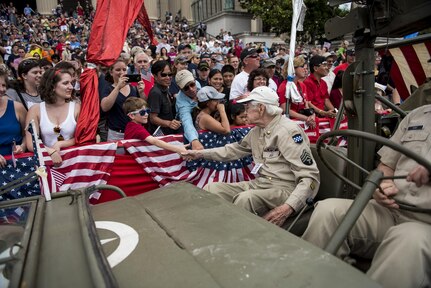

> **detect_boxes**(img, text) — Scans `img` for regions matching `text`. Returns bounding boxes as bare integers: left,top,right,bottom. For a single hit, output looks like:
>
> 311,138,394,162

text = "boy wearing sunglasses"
123,97,187,154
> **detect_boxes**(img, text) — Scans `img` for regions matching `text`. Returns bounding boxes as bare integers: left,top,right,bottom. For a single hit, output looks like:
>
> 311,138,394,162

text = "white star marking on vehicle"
95,221,139,268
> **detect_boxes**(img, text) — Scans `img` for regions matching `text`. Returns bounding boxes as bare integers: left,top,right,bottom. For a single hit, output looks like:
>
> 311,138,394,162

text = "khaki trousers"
302,198,431,288
204,178,295,216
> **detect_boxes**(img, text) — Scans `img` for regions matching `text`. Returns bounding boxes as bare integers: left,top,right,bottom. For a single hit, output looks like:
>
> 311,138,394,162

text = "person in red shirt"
277,56,316,129
303,56,337,118
333,49,355,75
123,97,187,154
55,36,66,57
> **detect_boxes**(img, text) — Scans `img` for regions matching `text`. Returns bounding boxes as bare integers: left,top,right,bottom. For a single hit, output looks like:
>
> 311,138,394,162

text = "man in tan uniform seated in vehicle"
302,104,431,288
182,86,320,226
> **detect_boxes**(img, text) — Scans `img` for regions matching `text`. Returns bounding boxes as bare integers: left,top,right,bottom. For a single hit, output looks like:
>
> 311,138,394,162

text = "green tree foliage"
240,0,348,42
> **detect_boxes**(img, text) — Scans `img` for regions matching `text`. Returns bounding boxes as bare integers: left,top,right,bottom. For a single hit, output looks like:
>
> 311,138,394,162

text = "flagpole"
29,120,52,201
285,0,306,118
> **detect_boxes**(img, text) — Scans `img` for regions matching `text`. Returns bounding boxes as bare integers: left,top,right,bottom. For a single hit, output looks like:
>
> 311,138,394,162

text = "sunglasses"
160,72,173,78
183,82,196,92
53,126,64,141
129,108,151,116
318,61,329,67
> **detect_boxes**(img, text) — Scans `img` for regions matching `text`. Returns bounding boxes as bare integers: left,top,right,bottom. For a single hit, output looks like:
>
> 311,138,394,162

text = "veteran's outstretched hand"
181,150,203,161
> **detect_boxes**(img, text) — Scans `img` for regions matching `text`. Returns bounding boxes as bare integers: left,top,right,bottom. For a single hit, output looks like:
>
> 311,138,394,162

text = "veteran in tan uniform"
182,86,320,226
302,104,431,288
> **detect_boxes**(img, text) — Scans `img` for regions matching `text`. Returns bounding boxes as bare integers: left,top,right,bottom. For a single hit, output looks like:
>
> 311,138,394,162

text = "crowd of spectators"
0,1,398,157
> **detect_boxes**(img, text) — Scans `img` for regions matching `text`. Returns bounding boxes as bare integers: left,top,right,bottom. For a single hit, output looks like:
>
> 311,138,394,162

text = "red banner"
75,0,149,145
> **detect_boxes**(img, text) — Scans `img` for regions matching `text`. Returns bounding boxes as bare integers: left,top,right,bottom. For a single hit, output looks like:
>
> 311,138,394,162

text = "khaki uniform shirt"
201,114,320,212
378,104,431,209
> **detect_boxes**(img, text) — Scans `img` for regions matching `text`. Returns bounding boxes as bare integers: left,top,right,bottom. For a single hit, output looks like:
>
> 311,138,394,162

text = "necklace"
25,90,39,97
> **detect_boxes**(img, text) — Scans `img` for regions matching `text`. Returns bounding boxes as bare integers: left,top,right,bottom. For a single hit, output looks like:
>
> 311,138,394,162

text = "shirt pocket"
400,131,428,155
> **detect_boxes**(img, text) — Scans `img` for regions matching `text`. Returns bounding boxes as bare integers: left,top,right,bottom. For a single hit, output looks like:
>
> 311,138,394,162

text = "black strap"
296,82,304,98
15,89,29,111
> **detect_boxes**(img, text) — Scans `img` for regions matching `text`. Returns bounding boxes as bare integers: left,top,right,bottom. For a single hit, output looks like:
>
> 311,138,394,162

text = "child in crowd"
123,97,187,154
228,103,248,127
193,86,231,135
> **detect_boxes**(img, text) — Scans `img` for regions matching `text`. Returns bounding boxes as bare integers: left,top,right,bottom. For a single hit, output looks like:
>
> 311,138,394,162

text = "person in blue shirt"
68,34,81,51
23,4,35,16
175,70,204,150
0,68,27,168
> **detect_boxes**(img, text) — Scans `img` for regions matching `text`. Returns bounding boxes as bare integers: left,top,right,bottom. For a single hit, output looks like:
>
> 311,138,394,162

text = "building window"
225,0,234,10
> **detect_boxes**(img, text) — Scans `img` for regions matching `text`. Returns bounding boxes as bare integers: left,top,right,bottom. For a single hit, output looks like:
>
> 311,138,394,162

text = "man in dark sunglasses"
147,60,182,135
175,70,204,150
230,48,261,100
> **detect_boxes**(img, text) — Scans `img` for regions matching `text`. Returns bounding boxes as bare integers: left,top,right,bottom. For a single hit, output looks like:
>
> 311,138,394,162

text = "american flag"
0,156,40,201
293,117,348,146
40,142,118,192
123,127,255,188
376,36,431,100
0,142,118,201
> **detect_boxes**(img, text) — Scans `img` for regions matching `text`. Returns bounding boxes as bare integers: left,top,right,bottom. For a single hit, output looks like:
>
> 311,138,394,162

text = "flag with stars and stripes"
122,126,255,188
1,142,118,201
292,117,348,146
0,156,40,201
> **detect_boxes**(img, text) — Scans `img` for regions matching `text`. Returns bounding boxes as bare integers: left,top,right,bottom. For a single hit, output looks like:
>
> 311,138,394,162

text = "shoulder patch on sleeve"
300,149,313,166
292,133,303,144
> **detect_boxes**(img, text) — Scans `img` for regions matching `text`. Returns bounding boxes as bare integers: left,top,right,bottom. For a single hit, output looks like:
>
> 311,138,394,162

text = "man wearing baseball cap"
196,61,210,87
175,70,204,150
333,48,355,75
169,55,190,97
230,48,261,100
182,86,320,226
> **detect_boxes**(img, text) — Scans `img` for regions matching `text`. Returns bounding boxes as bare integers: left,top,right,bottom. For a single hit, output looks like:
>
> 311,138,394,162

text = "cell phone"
125,74,141,83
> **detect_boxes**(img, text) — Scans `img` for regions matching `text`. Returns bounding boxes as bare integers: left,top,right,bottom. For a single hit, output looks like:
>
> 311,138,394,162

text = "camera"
299,108,315,116
125,74,141,83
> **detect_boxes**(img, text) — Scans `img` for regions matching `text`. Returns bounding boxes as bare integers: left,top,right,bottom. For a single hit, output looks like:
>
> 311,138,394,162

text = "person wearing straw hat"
182,86,320,226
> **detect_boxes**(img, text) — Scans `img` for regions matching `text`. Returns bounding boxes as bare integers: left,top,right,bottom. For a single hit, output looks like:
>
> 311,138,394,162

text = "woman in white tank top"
25,68,81,165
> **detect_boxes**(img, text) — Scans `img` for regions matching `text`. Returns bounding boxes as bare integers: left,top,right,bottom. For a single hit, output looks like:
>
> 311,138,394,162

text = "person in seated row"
193,86,231,135
302,104,431,288
278,56,316,129
0,68,27,168
123,97,187,154
304,56,337,118
182,86,320,226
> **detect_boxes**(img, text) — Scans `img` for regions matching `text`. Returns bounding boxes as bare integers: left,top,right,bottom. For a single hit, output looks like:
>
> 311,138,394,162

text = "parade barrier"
1,121,347,203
